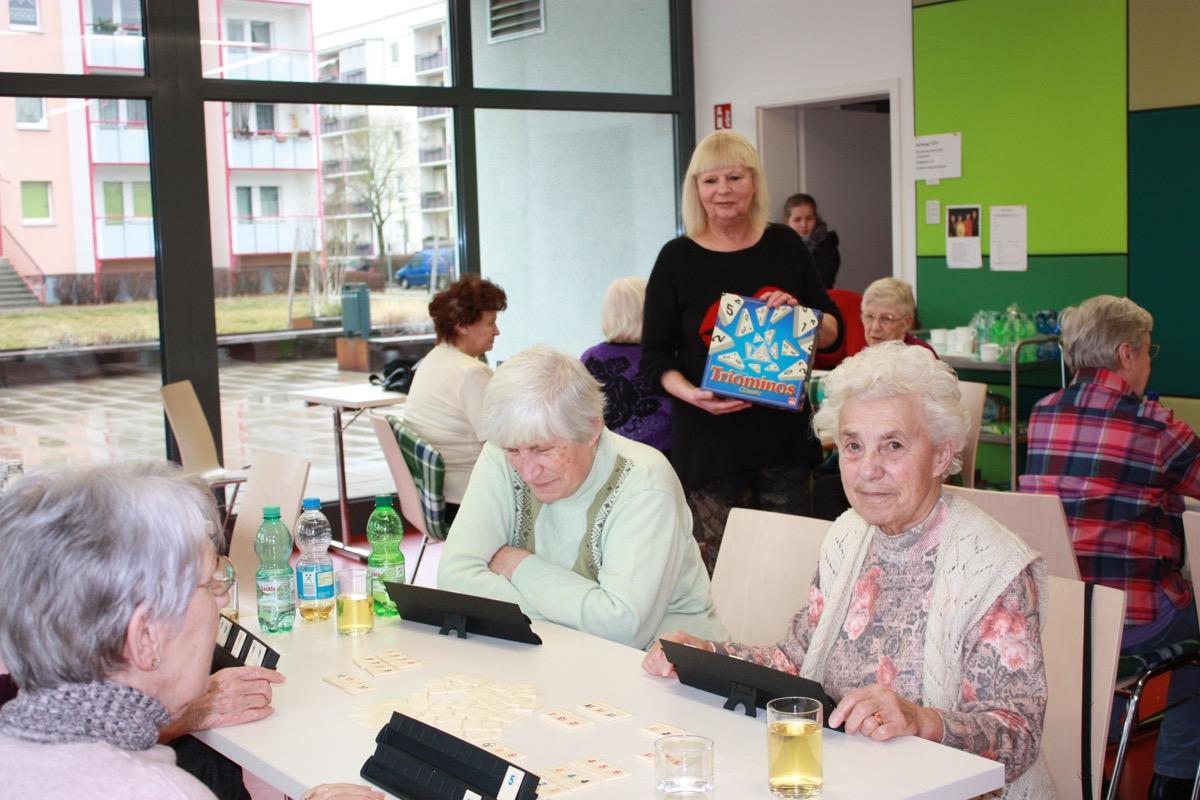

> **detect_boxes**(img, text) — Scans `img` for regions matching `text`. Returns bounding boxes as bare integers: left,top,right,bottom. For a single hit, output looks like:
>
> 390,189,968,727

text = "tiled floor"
0,357,397,508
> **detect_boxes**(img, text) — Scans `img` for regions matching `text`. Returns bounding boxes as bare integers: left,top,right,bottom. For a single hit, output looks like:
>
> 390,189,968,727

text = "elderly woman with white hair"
860,277,937,354
438,344,724,649
0,462,381,800
581,276,672,454
645,342,1052,797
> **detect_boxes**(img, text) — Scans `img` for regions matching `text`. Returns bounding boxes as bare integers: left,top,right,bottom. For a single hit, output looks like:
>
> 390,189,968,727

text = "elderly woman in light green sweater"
437,344,724,649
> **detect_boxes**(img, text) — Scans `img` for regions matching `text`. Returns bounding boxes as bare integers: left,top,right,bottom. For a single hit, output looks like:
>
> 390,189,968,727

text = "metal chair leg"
1107,677,1150,800
409,534,430,583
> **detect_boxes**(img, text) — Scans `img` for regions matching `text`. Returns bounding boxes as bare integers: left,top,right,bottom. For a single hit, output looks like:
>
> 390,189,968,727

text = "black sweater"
641,224,842,485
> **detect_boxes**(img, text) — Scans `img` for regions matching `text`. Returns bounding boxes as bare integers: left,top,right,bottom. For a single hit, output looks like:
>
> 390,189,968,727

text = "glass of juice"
219,576,239,623
654,734,713,798
335,568,373,636
767,696,823,797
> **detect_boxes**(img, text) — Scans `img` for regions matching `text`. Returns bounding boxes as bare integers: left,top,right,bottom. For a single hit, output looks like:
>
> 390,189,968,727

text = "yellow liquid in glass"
298,600,334,622
336,593,373,635
767,718,822,797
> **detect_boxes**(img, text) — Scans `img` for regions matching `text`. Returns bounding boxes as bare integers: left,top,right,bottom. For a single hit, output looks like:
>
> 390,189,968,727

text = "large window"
0,0,692,507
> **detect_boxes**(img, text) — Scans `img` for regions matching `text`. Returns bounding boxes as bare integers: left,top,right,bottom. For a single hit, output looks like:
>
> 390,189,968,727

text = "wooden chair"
371,414,447,584
710,508,830,646
161,379,249,535
956,380,988,489
945,485,1081,580
227,449,310,608
1042,576,1125,799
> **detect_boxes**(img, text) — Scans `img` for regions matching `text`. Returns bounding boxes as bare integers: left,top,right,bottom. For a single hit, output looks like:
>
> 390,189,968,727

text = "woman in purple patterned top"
581,277,671,454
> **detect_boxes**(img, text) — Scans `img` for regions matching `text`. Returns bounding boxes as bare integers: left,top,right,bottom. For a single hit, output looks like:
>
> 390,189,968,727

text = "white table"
289,384,405,556
197,608,1005,799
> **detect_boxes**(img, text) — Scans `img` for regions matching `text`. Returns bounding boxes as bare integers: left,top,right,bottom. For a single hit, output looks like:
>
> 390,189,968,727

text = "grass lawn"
0,292,432,351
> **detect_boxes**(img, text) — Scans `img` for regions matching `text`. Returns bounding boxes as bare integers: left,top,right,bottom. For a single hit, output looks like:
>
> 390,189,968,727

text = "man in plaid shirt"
1020,295,1200,798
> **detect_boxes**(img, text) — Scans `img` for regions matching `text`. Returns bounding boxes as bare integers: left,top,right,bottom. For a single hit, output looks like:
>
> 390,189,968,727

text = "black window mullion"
671,0,696,233
450,0,479,275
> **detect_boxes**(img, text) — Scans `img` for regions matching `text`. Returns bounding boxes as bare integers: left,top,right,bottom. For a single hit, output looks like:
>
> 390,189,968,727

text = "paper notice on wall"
989,205,1027,272
946,204,982,269
925,200,941,225
915,133,962,182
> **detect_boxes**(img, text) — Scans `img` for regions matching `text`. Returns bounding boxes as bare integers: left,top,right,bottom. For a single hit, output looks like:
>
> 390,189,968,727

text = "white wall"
692,0,916,284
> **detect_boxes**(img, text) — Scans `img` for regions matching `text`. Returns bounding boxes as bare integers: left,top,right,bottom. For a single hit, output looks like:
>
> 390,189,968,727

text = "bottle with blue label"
254,505,296,633
294,497,334,622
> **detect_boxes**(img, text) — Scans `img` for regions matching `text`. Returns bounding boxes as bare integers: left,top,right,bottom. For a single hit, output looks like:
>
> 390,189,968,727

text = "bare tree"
346,118,407,286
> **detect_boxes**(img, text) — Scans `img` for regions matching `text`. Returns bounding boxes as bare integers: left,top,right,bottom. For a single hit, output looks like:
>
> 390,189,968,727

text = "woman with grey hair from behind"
0,462,383,800
645,342,1053,797
438,344,725,650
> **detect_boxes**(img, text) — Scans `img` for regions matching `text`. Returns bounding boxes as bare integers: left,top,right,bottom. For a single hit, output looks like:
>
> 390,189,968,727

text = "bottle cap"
262,505,281,520
302,497,321,510
374,494,394,508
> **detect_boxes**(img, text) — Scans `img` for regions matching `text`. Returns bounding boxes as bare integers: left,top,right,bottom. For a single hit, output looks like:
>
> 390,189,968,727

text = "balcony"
84,28,145,71
322,157,368,175
91,122,149,163
221,47,312,82
233,216,320,255
420,191,451,210
419,145,449,164
320,114,369,134
415,49,448,73
418,106,450,119
96,218,154,260
325,200,372,216
228,132,316,170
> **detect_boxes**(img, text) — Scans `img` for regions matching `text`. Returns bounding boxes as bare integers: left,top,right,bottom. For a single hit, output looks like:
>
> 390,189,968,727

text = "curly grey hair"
0,461,220,690
812,341,970,476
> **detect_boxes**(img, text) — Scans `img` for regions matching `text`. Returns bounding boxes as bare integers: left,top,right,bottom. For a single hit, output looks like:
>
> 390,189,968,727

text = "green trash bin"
342,283,371,338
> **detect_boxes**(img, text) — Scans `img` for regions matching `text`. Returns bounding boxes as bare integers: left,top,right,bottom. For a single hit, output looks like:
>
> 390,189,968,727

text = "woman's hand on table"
159,666,285,742
488,545,532,579
641,631,715,678
302,783,385,800
829,683,944,742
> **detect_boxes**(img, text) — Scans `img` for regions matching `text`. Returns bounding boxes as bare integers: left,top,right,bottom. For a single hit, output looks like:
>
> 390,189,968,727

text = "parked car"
394,247,456,289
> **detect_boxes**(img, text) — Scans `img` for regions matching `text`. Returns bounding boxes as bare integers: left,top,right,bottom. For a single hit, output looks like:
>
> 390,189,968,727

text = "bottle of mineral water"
254,505,296,633
294,497,334,622
366,494,405,617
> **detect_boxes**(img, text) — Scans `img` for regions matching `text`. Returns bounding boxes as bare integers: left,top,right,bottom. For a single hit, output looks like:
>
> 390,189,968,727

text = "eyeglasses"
200,555,236,598
1148,343,1161,360
860,312,907,327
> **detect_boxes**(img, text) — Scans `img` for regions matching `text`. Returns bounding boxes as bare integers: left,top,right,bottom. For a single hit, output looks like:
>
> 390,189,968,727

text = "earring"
150,656,161,670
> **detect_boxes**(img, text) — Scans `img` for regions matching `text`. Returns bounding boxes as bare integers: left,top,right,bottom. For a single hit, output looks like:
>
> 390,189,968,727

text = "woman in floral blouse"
643,342,1052,798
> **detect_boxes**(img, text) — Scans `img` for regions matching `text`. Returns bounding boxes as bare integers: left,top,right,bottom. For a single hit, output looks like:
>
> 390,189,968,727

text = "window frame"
8,0,40,31
14,96,47,129
19,180,53,225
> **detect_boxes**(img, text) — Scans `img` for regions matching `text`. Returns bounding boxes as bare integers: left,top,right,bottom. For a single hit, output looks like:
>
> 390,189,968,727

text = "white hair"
812,341,969,476
861,277,916,319
483,344,606,448
0,461,220,690
600,276,648,343
1059,295,1153,372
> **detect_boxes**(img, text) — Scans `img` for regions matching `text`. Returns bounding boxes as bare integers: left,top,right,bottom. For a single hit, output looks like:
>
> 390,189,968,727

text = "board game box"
700,293,821,411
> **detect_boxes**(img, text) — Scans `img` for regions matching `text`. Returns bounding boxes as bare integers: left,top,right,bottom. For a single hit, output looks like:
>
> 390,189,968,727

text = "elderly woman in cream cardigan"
644,342,1052,798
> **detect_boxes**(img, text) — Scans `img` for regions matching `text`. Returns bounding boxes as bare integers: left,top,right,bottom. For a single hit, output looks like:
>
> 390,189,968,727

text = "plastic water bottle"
254,505,296,633
366,494,405,617
294,497,334,623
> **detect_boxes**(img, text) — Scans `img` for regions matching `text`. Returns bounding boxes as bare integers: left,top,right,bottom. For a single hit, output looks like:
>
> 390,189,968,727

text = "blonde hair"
812,341,969,477
600,276,648,343
681,131,770,239
1059,295,1153,372
861,277,917,319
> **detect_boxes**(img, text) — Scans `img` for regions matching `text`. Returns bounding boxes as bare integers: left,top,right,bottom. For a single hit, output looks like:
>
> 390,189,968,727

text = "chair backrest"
710,508,830,646
945,485,1081,580
228,449,311,594
813,289,867,370
1183,510,1200,587
161,380,222,473
1042,576,1125,799
371,414,427,537
956,381,988,489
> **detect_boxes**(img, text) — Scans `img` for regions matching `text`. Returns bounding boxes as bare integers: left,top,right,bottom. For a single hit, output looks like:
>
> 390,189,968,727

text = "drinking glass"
335,568,373,635
654,734,713,798
220,577,240,623
767,696,823,797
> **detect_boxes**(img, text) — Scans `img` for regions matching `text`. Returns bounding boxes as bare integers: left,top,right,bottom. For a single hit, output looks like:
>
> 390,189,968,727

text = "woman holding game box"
641,130,842,573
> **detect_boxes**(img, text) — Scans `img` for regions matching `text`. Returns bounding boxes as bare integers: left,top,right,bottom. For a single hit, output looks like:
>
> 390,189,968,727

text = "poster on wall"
915,133,962,183
946,205,982,269
989,206,1028,272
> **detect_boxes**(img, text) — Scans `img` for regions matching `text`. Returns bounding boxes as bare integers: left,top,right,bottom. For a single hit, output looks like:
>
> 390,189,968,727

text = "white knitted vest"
799,493,1054,799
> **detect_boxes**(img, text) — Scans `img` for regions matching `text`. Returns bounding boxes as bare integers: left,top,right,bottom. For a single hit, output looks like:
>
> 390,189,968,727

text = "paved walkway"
0,357,397,509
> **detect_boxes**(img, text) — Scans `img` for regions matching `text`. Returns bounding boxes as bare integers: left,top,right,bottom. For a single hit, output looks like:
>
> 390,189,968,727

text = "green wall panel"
1129,107,1200,399
916,255,1127,330
914,0,1127,256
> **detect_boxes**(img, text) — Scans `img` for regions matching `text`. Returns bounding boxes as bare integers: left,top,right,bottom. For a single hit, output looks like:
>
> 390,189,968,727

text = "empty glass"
655,734,714,798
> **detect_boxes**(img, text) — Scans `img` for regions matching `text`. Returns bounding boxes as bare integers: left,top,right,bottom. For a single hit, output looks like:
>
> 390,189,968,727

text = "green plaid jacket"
384,414,450,541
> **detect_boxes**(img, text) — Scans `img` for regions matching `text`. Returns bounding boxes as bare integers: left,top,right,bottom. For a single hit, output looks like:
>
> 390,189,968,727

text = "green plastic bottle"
254,505,296,633
366,494,405,617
